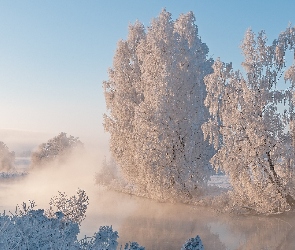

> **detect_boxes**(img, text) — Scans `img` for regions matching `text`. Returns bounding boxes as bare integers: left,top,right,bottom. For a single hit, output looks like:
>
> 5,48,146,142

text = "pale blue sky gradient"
1,0,294,151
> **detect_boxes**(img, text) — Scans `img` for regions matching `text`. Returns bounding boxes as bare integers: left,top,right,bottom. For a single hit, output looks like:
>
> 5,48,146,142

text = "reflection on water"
66,188,227,249
80,190,295,250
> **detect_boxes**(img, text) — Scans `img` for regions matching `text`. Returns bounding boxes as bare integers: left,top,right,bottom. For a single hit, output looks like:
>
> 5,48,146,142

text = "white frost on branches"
0,209,81,249
30,132,83,168
46,189,89,225
181,235,204,250
202,26,295,213
103,9,214,201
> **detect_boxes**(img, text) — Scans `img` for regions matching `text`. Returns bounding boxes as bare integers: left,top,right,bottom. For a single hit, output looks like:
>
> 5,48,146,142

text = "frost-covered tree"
202,26,295,213
46,189,89,225
0,141,15,171
104,9,214,200
103,19,145,190
30,132,83,168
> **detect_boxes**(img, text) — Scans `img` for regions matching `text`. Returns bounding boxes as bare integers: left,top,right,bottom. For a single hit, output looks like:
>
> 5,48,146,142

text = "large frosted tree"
103,19,145,188
103,10,214,200
202,26,295,213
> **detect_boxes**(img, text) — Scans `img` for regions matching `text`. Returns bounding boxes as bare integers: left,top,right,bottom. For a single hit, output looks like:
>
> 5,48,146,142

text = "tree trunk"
266,151,295,209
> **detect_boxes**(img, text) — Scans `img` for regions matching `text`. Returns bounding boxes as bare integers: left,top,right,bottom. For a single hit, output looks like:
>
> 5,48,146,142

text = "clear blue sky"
0,0,294,152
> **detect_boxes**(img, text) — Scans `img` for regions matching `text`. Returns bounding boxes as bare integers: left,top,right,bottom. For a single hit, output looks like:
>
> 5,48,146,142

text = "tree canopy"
31,132,83,168
103,9,214,200
203,26,295,213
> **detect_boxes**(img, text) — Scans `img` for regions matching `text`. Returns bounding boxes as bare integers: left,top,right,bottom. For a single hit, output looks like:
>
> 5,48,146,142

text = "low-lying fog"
1,148,295,249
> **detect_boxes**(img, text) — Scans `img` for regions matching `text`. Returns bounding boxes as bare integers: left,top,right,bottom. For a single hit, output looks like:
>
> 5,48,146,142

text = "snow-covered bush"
181,235,204,250
46,189,89,225
92,226,119,250
30,132,83,168
79,226,119,250
0,141,15,171
123,242,145,250
0,209,80,249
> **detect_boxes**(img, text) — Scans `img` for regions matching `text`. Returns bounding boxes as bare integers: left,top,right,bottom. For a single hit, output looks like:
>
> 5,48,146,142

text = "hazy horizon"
0,128,110,157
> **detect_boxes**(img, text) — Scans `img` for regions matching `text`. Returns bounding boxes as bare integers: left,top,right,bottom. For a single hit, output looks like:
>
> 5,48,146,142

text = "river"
0,154,295,249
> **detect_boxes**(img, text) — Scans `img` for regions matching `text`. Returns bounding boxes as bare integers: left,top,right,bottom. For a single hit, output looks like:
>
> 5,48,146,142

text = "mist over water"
1,146,295,249
67,184,295,249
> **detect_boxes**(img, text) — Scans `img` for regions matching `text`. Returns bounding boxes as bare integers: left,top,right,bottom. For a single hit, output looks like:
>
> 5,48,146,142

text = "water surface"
1,154,295,249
